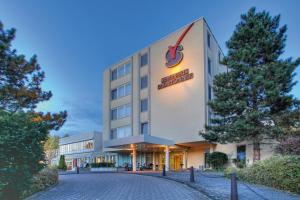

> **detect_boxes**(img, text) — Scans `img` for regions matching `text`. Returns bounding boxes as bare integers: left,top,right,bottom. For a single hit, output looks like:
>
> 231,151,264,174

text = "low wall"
90,167,117,172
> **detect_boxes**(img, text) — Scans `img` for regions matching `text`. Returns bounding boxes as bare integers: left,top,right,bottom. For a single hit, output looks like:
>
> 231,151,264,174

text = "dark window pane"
110,129,117,139
207,32,211,48
111,89,117,100
140,53,148,67
111,109,117,120
140,76,148,89
141,122,148,135
208,58,211,75
111,69,117,81
141,99,148,112
208,85,212,100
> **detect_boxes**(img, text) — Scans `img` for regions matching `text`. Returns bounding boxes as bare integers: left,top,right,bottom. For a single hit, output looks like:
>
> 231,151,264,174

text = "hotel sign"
165,22,194,68
158,69,194,90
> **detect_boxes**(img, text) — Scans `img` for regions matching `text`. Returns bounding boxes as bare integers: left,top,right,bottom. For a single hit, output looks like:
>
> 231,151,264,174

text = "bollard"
190,166,195,182
162,164,166,176
231,172,238,200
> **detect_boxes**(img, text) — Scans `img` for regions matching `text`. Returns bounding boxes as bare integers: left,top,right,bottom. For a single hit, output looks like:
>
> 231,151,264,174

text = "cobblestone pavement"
131,171,300,200
27,173,210,200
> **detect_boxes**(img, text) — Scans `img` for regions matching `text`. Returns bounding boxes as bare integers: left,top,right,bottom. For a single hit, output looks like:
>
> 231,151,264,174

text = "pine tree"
0,21,67,199
201,7,300,162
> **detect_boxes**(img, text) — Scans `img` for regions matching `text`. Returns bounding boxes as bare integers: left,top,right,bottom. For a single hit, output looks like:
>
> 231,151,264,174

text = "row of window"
111,104,131,120
111,82,131,100
110,122,149,139
110,53,148,82
111,62,131,81
59,140,94,154
111,75,148,101
111,99,148,121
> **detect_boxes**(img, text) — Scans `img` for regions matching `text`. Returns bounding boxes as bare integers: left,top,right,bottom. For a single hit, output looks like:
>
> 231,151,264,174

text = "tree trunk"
253,142,261,163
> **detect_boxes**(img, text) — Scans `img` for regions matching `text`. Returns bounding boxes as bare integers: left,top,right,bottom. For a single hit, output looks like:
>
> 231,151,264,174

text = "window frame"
140,53,148,67
140,75,148,90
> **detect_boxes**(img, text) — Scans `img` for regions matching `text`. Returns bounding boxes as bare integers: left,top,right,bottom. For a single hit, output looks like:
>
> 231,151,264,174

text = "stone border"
25,182,59,200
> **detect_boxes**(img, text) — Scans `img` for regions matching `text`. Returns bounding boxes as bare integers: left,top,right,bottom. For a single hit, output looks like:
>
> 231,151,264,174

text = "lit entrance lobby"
104,135,215,171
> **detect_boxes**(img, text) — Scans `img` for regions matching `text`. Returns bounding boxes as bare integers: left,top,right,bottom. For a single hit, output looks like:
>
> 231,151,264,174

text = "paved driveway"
27,173,209,200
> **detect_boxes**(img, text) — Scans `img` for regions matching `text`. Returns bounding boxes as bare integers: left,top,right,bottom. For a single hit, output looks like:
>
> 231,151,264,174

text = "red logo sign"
165,22,194,68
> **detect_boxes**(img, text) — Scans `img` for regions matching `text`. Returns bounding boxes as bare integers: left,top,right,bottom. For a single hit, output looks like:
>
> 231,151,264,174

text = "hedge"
91,162,115,168
23,167,58,198
207,152,228,170
225,156,300,194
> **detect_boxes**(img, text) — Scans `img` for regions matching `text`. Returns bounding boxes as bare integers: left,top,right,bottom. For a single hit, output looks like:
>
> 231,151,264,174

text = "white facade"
102,18,274,171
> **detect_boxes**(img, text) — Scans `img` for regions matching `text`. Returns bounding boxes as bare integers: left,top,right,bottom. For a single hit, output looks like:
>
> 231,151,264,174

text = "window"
111,125,132,139
111,62,131,81
141,99,148,112
208,57,211,75
207,32,211,48
208,84,212,100
140,53,148,67
141,122,148,135
111,108,117,120
218,51,221,63
111,82,131,100
140,76,148,89
111,104,131,120
111,69,117,81
237,145,246,167
111,89,117,100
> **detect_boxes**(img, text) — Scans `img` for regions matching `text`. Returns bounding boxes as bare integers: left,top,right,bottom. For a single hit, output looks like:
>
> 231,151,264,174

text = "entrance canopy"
104,134,175,151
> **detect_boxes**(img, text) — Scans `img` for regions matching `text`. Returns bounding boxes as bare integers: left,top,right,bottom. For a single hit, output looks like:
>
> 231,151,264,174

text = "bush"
91,162,115,168
22,167,58,198
225,156,300,194
58,155,67,171
207,152,228,170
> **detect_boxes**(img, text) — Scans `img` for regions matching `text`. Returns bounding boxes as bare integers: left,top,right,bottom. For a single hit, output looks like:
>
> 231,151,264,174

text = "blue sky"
0,0,299,136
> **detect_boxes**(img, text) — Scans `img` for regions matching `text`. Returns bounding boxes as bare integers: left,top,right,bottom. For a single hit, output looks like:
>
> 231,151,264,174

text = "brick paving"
132,171,300,200
27,173,209,200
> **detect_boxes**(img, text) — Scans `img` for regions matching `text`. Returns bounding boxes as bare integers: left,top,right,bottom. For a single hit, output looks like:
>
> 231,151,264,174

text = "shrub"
22,167,58,198
225,156,300,194
58,155,67,171
91,162,115,168
207,152,228,170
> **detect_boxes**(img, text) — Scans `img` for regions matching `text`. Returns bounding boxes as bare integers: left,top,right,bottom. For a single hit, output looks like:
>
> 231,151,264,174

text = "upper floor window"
140,53,148,67
110,125,132,139
208,84,212,100
111,62,131,81
140,76,148,89
141,99,148,112
111,104,131,120
207,32,211,48
141,122,149,135
111,82,131,100
208,57,211,75
218,51,222,63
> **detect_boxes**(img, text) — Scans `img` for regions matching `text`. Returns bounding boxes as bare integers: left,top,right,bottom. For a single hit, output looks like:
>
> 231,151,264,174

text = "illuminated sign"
158,69,194,90
165,22,194,68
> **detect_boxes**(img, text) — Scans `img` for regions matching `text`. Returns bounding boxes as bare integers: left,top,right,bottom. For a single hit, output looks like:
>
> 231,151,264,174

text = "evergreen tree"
58,155,67,171
0,21,67,199
201,7,300,162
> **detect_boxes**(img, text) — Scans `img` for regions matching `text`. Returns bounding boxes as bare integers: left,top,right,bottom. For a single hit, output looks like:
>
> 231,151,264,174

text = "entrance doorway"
170,153,183,171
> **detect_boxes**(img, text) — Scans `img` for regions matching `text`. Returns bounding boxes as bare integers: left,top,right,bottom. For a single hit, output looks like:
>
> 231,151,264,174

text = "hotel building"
102,18,274,171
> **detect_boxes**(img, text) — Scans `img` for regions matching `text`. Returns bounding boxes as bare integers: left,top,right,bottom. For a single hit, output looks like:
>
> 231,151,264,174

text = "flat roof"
59,131,101,145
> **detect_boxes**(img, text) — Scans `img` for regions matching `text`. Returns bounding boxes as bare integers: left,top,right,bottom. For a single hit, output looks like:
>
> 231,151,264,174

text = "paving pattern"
27,173,209,200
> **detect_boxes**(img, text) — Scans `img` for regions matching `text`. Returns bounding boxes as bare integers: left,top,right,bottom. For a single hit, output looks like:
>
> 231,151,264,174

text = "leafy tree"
207,152,228,170
44,135,59,165
58,155,67,171
0,21,67,199
201,8,300,162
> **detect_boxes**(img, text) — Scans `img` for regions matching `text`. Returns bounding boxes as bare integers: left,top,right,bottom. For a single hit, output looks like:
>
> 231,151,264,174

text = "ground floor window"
236,145,246,168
